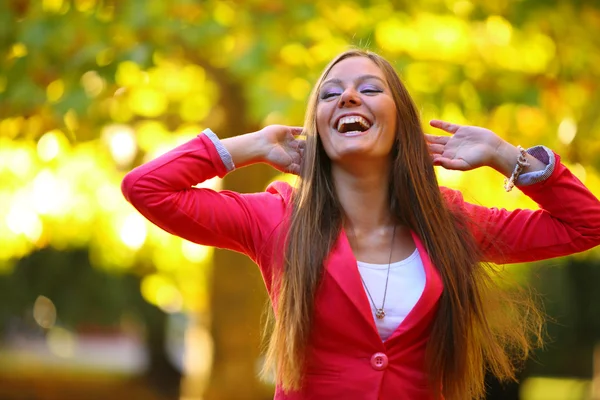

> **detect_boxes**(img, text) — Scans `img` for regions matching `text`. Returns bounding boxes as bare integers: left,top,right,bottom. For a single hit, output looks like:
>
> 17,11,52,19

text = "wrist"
492,140,520,178
243,130,269,164
221,131,269,169
491,141,548,179
251,129,275,164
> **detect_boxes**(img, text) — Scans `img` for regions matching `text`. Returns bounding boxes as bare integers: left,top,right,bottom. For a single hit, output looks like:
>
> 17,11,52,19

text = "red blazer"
122,133,600,400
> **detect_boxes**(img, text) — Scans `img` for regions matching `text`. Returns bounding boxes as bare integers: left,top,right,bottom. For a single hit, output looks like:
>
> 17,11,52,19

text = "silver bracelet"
504,145,530,192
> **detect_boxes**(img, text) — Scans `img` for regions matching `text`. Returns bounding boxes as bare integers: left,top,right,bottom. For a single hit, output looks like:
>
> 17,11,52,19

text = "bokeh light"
33,296,57,329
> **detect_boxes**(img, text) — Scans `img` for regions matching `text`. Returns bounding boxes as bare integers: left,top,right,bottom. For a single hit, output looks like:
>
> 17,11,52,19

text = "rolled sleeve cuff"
202,128,236,172
516,145,555,186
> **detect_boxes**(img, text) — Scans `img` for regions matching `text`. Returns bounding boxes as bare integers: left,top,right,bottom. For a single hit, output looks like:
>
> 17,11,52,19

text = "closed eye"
362,89,382,95
320,92,340,100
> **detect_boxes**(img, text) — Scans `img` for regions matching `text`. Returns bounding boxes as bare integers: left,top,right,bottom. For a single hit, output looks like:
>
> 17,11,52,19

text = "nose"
338,88,361,108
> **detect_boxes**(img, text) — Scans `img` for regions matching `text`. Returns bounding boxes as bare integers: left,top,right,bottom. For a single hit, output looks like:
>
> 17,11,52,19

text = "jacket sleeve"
442,153,600,264
121,131,286,262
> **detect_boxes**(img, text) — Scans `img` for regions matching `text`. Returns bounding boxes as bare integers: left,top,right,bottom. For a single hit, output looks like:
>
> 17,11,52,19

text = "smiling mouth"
336,115,372,134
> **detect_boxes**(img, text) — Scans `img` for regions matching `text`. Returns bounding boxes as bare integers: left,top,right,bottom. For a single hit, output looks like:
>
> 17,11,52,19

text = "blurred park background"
1,0,600,399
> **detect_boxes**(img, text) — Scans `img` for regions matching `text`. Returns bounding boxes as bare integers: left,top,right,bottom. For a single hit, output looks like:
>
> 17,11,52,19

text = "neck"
331,157,393,233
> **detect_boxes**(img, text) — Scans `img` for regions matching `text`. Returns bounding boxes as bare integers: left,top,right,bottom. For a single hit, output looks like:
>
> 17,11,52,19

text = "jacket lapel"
324,229,444,343
385,231,444,343
323,229,379,334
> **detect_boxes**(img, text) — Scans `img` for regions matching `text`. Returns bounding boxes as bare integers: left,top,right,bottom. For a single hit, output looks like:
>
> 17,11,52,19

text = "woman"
122,49,600,399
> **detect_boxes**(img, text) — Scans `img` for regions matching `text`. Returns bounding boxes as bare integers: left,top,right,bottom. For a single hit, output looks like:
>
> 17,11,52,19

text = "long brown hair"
261,49,543,399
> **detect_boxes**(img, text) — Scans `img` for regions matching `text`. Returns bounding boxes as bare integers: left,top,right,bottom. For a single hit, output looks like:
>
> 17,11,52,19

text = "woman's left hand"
425,120,504,171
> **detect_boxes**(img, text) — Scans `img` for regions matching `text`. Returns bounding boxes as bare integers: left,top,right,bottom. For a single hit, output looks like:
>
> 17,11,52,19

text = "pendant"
376,309,386,319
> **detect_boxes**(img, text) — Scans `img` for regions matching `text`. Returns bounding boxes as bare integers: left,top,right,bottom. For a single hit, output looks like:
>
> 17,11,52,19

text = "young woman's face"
316,57,397,163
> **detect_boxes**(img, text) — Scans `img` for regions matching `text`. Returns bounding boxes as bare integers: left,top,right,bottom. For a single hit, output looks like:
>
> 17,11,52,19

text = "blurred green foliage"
1,0,600,318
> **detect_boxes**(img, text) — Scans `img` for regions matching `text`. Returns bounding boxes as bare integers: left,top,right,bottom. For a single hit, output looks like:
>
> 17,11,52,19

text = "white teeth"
337,115,372,132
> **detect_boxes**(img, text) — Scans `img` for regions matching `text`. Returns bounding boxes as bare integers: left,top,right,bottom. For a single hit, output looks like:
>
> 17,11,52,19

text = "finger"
288,163,301,175
429,120,460,134
432,156,470,171
427,143,445,155
291,151,302,165
288,140,300,150
424,134,449,145
289,126,304,135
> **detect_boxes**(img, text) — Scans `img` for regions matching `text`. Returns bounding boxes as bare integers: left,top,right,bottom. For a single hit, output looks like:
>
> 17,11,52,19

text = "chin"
330,145,383,161
321,131,391,161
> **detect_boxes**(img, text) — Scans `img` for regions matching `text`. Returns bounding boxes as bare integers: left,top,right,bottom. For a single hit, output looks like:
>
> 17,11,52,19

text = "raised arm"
121,125,304,261
427,120,600,264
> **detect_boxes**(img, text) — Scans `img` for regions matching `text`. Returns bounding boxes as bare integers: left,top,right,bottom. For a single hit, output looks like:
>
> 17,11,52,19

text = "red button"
370,352,388,370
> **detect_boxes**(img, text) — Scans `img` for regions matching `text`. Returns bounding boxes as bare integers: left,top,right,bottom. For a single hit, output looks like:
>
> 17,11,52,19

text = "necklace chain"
353,224,396,320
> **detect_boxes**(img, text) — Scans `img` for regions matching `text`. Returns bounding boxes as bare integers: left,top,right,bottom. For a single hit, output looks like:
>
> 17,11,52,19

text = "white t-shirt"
357,248,426,341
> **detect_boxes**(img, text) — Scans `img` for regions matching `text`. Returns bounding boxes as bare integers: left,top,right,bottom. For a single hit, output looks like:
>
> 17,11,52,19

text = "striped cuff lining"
202,128,236,172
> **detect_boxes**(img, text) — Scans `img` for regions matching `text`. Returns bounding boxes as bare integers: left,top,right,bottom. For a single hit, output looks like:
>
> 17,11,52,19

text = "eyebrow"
322,74,386,86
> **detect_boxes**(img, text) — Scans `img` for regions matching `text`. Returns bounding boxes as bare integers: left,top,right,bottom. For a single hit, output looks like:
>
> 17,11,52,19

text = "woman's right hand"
259,125,305,175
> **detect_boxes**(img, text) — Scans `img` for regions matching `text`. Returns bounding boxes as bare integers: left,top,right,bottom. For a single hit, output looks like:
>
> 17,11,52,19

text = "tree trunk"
199,65,276,400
